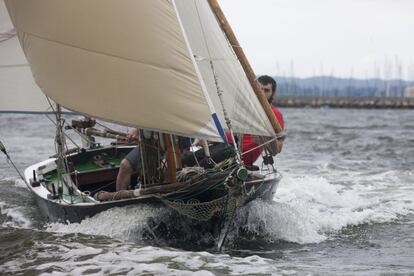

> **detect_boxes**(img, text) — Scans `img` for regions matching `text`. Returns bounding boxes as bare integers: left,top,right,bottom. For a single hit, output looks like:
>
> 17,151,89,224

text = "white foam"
47,205,166,241
0,201,32,228
266,170,414,242
2,241,288,276
0,176,16,182
232,200,326,244
0,176,27,189
14,178,28,188
213,156,414,246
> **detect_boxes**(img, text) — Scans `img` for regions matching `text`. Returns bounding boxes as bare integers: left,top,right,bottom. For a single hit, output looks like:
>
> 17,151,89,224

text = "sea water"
0,108,413,275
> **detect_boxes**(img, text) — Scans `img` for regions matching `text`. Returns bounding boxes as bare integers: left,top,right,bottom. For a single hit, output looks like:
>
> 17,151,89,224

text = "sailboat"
3,0,285,246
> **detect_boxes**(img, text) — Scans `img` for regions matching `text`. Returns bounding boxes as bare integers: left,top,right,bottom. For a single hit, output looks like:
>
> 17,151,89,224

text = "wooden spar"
85,128,128,141
163,134,180,183
207,0,283,134
95,180,191,201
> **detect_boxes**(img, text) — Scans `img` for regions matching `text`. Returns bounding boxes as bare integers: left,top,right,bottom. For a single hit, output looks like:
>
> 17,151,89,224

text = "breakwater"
276,96,414,108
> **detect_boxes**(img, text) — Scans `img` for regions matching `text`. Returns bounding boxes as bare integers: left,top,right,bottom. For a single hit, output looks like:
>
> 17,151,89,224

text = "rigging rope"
240,131,287,156
193,1,243,164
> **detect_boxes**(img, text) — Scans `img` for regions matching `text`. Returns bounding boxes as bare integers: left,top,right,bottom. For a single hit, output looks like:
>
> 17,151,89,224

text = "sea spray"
230,200,325,244
276,172,414,232
47,205,165,242
0,201,32,228
46,204,217,248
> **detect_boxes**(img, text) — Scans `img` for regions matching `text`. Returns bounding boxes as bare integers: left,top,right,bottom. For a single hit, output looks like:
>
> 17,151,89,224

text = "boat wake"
273,171,414,236
0,164,411,254
44,171,414,249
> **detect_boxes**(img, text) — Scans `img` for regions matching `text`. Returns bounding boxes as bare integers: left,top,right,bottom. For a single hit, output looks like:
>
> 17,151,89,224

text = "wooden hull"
32,191,163,223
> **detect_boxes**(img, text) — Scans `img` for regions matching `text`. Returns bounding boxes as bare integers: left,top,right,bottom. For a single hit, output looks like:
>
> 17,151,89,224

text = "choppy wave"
1,236,289,275
276,172,413,232
0,201,32,228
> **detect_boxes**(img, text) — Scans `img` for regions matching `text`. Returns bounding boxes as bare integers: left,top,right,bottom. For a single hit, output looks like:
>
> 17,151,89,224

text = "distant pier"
276,96,414,108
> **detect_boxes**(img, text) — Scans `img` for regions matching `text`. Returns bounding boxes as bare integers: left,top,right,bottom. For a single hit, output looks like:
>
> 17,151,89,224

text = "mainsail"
5,0,275,139
0,0,49,112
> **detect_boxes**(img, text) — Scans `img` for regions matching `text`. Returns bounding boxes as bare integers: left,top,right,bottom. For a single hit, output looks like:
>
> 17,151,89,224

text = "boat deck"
42,156,124,203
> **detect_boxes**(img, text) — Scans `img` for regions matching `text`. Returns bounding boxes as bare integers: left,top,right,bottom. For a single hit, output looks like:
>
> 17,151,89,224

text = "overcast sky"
2,1,413,81
219,0,414,80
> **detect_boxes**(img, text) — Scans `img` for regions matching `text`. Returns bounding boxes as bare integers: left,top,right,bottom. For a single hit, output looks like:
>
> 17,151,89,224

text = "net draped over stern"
163,196,228,221
160,159,257,222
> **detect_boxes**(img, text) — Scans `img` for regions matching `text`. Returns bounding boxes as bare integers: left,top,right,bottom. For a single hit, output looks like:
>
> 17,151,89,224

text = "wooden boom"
95,181,191,201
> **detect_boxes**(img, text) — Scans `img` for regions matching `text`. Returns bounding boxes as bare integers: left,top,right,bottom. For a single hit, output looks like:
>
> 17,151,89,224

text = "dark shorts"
125,146,141,172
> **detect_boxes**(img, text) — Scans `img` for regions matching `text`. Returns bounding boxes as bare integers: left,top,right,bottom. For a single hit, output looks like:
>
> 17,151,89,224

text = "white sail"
5,0,221,139
5,0,274,139
0,0,49,112
174,0,275,137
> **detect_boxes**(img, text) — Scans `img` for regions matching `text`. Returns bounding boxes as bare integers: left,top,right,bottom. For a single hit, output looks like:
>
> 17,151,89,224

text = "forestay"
0,0,49,113
5,0,275,139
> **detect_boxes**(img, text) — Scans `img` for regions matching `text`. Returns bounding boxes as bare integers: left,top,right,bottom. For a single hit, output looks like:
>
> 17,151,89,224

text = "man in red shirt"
228,75,285,166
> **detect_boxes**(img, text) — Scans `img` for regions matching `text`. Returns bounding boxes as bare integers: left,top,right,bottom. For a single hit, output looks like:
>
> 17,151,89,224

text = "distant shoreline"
276,96,414,108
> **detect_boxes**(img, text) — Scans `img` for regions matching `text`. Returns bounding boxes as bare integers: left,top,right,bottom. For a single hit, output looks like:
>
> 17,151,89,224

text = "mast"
207,0,283,134
163,134,180,183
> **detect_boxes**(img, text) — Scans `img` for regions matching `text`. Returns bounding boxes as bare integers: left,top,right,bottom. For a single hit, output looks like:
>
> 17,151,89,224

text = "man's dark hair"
257,75,277,92
257,75,277,103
